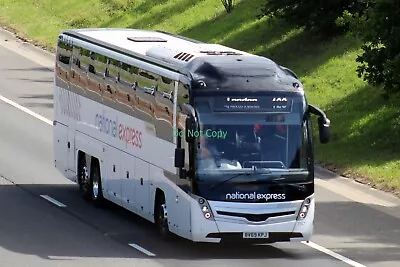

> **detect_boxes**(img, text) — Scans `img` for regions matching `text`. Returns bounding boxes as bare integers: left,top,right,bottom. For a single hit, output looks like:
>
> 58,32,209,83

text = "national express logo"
226,192,286,201
95,112,142,149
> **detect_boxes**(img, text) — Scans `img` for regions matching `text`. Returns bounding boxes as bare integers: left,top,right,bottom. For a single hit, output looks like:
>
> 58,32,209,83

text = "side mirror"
309,104,331,144
174,147,187,179
318,116,330,144
174,148,185,168
280,65,298,79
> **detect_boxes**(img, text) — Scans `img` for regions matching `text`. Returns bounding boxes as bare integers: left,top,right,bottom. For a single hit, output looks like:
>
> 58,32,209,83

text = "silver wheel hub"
93,180,99,198
83,166,89,181
161,204,167,219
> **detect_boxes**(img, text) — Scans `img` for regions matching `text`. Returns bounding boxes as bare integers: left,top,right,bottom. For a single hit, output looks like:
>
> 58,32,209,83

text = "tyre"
90,160,104,207
155,194,171,240
77,156,91,200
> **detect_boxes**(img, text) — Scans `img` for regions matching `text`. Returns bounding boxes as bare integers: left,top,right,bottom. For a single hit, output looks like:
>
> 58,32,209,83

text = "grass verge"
1,0,399,195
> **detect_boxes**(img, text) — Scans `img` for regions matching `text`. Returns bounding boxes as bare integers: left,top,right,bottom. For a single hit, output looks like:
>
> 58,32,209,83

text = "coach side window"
118,62,131,83
93,53,107,77
80,48,96,75
137,69,156,92
176,82,190,167
69,45,83,88
96,56,116,100
55,38,72,86
130,66,139,86
138,68,157,119
57,39,72,65
153,74,174,126
72,45,81,67
106,58,118,81
112,59,132,107
159,78,174,103
177,82,189,132
177,82,189,109
79,48,91,71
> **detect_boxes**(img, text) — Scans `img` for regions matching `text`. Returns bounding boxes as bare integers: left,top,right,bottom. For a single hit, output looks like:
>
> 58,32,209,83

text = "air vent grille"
173,52,194,62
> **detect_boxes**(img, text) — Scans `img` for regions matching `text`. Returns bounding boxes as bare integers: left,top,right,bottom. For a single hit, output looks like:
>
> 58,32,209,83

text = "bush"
259,0,370,34
337,0,400,95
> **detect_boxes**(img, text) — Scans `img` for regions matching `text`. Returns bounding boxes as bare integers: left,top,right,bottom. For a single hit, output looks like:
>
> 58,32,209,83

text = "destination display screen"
212,97,293,113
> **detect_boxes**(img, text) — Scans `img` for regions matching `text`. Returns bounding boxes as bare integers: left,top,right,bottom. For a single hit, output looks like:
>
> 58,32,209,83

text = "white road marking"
0,94,53,125
40,195,67,208
128,243,156,257
302,241,367,267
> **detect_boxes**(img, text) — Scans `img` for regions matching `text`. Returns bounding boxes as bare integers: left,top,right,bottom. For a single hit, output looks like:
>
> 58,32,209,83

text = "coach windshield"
193,94,312,183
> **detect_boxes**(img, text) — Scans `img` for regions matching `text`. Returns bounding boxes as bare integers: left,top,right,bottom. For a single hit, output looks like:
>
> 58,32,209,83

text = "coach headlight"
191,194,215,221
297,196,312,221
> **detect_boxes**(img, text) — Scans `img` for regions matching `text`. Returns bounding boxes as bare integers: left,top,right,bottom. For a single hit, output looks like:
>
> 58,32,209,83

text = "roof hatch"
127,37,167,42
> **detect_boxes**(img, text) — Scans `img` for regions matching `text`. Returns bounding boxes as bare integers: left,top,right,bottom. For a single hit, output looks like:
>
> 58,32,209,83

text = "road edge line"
0,94,53,125
302,241,367,267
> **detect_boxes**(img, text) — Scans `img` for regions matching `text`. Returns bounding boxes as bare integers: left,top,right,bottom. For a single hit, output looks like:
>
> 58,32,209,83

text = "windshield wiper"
230,176,309,192
210,169,272,190
209,169,309,191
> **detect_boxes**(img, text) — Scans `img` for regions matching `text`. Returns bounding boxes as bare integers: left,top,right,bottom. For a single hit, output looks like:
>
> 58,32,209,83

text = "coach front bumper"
190,195,314,243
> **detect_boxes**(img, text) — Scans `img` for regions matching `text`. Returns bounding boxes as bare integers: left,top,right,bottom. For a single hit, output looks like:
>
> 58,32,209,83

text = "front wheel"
155,195,171,240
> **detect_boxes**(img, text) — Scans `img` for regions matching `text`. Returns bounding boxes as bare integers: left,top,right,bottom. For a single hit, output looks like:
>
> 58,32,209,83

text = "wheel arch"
154,188,165,216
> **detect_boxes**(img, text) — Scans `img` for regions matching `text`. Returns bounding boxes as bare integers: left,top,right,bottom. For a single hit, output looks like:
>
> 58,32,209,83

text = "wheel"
77,156,91,200
155,195,171,240
90,160,104,206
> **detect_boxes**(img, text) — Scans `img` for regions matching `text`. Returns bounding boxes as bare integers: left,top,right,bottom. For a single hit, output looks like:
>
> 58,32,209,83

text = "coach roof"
62,28,254,67
61,28,303,92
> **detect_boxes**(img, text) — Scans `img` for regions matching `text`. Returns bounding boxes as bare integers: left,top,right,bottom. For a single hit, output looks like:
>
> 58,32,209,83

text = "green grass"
1,0,399,195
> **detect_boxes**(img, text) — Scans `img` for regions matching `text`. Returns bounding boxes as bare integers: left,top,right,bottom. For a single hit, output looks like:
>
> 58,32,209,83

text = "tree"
221,0,234,13
259,0,370,35
337,0,400,95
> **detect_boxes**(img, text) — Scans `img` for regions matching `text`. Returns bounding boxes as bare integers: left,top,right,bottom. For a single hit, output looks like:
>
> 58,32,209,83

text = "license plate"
242,232,269,239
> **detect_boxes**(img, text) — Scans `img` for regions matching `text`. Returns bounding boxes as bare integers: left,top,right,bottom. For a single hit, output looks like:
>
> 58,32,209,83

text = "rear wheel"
77,156,91,200
155,194,171,240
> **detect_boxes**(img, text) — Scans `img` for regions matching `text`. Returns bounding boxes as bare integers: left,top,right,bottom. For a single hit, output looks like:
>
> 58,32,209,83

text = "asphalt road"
0,28,399,267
